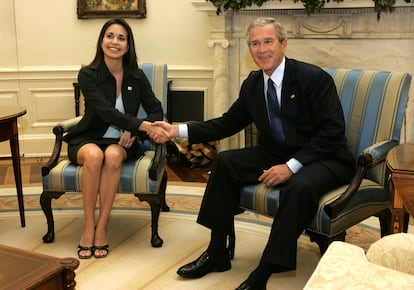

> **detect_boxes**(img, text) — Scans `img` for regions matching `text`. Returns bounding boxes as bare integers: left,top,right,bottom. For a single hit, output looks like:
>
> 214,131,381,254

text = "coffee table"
0,244,79,290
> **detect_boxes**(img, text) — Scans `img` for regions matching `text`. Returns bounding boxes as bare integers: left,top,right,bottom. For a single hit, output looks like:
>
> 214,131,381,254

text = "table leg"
390,186,409,234
9,131,25,227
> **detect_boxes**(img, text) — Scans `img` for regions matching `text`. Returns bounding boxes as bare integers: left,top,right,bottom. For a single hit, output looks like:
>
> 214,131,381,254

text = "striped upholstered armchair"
40,63,170,248
237,68,412,255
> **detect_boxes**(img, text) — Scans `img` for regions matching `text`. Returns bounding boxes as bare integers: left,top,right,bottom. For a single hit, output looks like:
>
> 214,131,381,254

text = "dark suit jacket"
187,57,355,179
64,63,163,145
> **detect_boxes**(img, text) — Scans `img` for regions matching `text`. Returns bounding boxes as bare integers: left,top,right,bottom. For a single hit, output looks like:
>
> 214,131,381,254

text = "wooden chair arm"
41,117,82,176
324,140,399,218
324,161,368,219
148,142,166,180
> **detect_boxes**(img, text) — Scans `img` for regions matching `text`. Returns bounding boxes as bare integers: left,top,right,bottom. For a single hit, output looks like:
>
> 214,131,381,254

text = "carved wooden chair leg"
149,199,163,248
40,191,65,243
136,194,163,248
159,172,170,212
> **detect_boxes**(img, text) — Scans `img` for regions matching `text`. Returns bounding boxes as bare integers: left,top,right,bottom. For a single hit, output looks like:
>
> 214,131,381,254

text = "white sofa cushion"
304,241,414,289
366,233,414,275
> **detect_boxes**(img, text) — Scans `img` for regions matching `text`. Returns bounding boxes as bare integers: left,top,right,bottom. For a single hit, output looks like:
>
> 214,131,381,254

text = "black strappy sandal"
93,244,109,258
77,245,94,259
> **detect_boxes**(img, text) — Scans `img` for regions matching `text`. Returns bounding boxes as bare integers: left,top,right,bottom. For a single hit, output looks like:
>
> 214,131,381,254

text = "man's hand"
152,121,179,140
139,121,171,143
258,164,293,187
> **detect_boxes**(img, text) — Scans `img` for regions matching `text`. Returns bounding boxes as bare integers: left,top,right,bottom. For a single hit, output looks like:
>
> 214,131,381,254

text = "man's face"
248,24,287,76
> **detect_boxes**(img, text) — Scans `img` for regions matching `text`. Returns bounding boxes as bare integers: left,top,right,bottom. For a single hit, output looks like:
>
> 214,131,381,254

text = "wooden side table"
386,143,414,233
0,244,79,290
0,106,27,227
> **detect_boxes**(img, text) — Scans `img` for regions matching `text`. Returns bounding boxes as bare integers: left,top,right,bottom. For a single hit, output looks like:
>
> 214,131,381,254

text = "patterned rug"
0,184,381,251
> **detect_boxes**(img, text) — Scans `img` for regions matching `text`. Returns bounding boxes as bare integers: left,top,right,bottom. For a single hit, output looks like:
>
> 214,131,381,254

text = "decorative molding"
193,0,414,150
293,16,352,39
0,65,215,157
192,0,414,12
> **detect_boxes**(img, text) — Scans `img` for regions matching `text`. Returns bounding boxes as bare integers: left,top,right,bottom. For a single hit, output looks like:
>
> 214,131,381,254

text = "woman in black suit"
154,17,355,289
64,18,165,259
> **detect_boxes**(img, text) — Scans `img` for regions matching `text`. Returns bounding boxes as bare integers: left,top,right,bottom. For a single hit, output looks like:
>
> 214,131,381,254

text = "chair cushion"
308,179,390,235
42,150,166,194
240,179,390,236
240,184,280,217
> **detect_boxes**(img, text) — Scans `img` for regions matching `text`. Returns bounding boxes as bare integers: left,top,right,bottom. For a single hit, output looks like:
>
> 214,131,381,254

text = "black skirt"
67,138,143,164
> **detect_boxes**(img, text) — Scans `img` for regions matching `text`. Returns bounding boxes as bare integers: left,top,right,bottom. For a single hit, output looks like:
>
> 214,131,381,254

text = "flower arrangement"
207,0,410,19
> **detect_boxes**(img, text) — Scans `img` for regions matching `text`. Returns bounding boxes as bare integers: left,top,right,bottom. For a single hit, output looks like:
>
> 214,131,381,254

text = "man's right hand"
151,121,179,142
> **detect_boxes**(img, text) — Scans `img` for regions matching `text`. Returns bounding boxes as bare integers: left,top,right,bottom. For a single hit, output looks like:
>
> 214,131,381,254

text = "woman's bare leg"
76,144,105,257
94,144,126,257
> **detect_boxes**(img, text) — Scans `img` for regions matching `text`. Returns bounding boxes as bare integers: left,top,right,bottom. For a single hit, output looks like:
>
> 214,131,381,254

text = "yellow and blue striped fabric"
42,149,165,194
240,68,411,236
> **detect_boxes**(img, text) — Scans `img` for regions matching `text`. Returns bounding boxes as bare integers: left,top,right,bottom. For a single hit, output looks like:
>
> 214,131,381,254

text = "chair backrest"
73,63,168,119
326,68,411,185
245,68,412,186
138,63,169,120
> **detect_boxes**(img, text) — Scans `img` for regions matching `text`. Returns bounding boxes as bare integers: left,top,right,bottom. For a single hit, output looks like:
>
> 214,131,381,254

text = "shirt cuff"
178,124,189,138
286,158,303,174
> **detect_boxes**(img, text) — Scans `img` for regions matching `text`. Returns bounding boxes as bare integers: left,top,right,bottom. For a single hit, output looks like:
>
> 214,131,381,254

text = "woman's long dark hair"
87,18,138,70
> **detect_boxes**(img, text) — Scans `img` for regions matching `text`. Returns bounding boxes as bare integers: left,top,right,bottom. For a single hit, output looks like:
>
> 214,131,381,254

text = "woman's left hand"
119,131,136,148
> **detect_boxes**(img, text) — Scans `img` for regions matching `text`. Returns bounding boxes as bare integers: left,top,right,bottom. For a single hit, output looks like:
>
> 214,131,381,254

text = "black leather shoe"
177,251,231,279
235,282,266,290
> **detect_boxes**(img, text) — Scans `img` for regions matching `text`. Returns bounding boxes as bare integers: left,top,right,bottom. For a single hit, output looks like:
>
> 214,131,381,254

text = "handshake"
146,121,179,144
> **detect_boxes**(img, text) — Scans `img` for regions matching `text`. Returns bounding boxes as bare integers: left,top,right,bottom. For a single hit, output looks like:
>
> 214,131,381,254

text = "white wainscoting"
0,66,214,158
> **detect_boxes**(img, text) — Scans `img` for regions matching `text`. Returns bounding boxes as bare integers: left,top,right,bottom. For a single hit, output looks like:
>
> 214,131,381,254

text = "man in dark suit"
152,17,355,290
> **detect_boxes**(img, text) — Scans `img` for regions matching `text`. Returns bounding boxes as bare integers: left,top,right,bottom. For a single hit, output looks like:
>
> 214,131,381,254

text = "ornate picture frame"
77,0,146,19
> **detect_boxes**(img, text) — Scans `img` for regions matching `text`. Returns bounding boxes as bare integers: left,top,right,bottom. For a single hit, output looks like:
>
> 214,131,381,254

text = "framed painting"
77,0,146,19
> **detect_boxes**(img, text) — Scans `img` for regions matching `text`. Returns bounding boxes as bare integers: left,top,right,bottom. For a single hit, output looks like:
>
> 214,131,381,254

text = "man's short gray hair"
246,17,287,46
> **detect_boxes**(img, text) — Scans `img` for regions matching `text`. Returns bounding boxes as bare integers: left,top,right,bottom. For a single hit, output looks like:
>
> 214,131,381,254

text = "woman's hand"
152,121,179,141
139,121,172,143
118,131,136,148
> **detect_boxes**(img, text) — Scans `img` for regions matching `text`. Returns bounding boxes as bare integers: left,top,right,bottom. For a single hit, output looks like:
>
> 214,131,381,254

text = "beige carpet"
0,183,391,290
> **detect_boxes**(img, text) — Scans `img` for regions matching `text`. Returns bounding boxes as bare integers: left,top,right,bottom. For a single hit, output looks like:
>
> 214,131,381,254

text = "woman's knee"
103,146,125,170
79,146,104,169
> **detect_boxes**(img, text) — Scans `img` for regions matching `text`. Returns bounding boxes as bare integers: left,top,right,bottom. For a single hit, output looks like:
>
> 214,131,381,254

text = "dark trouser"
196,146,344,269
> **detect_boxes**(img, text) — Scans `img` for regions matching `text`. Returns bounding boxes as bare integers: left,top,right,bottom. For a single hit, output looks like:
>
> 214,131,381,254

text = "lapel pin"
127,86,133,91
290,94,296,99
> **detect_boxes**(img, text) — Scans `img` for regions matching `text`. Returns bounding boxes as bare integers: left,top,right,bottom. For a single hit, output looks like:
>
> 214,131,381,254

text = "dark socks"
206,230,227,258
245,263,273,289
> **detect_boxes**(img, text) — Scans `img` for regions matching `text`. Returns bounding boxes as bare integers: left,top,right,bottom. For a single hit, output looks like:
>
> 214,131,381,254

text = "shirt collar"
263,56,285,87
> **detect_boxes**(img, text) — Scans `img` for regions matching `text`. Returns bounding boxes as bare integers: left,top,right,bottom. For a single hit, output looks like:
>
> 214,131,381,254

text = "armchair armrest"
41,116,82,176
324,140,399,218
361,140,400,165
148,142,166,180
54,116,83,134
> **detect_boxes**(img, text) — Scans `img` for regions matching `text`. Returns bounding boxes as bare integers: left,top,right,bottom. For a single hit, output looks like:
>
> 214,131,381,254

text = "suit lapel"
281,60,298,143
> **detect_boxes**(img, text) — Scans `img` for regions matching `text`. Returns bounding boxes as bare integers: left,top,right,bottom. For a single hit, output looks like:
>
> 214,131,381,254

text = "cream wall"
1,0,413,158
0,0,214,157
9,0,213,67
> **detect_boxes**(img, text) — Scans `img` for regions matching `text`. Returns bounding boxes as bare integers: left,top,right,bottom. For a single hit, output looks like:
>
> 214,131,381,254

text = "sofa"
304,233,414,289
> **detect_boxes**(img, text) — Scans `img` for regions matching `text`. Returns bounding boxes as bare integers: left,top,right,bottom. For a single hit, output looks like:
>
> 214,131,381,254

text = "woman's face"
101,23,128,61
